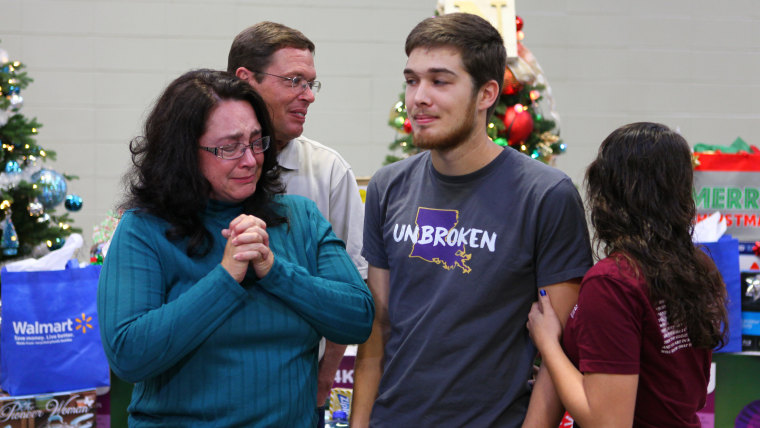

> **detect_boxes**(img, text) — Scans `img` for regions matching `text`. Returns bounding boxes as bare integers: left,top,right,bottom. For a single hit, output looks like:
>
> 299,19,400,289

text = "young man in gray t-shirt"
351,13,593,427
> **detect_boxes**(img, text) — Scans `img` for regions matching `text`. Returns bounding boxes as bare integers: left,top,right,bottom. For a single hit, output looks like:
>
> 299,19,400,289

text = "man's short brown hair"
406,13,506,120
227,21,315,81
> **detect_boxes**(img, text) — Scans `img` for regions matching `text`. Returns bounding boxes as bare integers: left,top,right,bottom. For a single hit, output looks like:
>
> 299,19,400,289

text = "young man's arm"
350,266,390,428
522,279,581,428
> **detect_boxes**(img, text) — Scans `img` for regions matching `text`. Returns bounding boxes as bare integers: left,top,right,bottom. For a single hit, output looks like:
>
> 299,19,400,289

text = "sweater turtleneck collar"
206,199,244,216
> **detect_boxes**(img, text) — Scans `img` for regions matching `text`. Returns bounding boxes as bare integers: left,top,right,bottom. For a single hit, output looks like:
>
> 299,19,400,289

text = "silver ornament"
746,275,760,303
28,199,44,216
9,94,23,110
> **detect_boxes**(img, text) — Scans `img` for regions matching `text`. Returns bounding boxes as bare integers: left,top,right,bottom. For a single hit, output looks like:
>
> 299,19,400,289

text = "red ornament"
502,66,522,95
515,16,524,32
503,105,534,145
753,241,760,257
402,118,412,133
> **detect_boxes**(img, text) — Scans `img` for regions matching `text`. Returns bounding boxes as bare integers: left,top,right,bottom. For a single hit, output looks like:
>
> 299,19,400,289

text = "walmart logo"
75,313,93,334
12,312,94,336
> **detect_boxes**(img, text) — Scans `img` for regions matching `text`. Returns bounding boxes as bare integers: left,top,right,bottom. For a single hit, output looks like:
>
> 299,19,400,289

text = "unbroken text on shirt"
392,224,497,252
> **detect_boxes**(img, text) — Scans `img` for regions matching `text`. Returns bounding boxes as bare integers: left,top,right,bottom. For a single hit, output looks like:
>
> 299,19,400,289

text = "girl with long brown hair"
527,122,728,427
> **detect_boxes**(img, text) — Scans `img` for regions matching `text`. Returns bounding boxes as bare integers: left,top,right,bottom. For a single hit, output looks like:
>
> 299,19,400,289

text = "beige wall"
1,0,759,254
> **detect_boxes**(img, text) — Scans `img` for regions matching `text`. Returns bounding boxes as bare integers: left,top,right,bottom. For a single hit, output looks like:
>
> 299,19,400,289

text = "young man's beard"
412,97,478,152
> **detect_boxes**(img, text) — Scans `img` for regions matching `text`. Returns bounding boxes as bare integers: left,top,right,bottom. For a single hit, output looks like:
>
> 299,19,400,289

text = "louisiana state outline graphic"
393,208,498,274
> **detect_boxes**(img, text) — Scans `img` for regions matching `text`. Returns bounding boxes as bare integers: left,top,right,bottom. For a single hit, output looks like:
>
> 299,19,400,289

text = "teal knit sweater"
98,195,374,427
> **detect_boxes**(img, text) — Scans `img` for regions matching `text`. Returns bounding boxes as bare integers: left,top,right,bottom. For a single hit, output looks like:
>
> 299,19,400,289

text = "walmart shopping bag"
1,264,109,395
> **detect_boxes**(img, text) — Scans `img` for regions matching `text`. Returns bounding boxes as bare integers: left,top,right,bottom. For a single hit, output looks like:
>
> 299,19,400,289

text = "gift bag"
1,264,110,395
699,235,742,353
693,144,760,241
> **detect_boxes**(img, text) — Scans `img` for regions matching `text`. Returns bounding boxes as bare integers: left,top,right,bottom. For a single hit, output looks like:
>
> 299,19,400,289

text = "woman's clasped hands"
221,214,274,282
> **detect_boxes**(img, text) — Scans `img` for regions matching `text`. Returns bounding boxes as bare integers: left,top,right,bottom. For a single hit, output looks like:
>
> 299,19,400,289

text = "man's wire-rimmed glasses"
258,71,322,94
200,136,271,160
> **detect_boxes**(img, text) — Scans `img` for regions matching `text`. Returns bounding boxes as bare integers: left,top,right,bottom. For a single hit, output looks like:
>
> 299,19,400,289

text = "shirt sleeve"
361,173,389,269
328,164,369,279
97,212,248,382
535,177,593,287
257,200,375,345
573,271,646,374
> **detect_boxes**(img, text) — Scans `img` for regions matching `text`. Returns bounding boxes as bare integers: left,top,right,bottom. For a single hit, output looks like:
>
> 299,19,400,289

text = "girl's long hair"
586,122,728,349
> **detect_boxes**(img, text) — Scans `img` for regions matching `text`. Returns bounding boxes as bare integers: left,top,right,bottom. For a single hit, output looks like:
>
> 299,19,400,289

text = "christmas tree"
386,15,565,164
0,46,82,261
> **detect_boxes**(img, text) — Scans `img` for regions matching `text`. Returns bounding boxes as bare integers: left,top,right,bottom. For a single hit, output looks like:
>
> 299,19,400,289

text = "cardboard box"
739,242,760,351
0,389,97,427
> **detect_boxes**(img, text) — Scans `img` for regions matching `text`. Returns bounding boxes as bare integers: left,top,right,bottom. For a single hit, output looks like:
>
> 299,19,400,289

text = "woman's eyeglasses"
199,136,270,160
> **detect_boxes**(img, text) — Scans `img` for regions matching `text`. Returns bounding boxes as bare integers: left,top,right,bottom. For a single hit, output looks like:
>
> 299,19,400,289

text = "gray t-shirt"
362,148,593,427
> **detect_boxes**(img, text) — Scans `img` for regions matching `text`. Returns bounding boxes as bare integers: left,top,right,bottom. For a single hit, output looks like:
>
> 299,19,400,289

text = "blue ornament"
47,237,65,251
64,194,83,211
2,217,19,256
5,160,21,174
31,169,67,209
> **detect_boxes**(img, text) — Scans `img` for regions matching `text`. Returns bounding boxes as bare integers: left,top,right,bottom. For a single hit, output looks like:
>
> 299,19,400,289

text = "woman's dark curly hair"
123,69,285,257
586,122,728,349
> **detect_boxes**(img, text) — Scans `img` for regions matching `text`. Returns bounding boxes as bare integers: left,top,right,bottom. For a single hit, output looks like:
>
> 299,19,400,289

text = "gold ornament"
539,132,559,145
537,143,553,158
692,153,701,168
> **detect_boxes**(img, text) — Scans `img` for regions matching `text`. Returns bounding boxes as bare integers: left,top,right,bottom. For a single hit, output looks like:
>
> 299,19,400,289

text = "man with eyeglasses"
228,22,368,426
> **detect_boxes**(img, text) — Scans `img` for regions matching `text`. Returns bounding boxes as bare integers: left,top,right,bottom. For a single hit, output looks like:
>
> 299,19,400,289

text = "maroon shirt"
563,254,711,427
